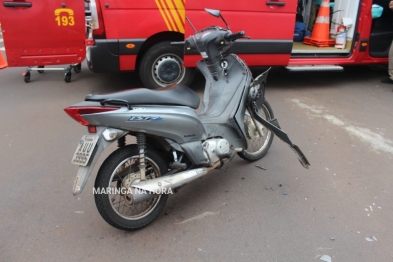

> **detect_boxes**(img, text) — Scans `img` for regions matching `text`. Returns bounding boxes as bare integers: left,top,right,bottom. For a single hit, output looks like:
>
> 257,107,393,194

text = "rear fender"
73,127,127,195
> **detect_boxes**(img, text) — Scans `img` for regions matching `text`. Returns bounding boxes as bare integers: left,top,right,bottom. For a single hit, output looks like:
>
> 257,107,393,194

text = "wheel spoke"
106,156,162,220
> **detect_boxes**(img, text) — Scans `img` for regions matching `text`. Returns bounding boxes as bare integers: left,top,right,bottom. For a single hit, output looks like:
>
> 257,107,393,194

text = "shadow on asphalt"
252,65,388,90
69,64,389,95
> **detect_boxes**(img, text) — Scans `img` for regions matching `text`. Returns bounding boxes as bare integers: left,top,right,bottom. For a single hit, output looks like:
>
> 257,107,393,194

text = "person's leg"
381,40,393,84
388,40,393,79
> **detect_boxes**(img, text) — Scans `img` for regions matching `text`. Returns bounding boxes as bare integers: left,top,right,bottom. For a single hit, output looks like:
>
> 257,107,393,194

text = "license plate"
71,135,99,166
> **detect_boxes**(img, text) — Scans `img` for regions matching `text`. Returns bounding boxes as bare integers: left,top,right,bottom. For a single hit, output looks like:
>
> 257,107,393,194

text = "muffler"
130,163,220,204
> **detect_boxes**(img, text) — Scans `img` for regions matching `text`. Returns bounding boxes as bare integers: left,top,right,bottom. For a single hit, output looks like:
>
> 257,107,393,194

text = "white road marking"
291,99,393,155
291,99,323,113
344,125,393,154
174,211,220,225
320,255,332,262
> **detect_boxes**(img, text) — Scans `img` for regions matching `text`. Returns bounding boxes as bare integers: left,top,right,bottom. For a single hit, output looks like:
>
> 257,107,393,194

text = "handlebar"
225,31,245,41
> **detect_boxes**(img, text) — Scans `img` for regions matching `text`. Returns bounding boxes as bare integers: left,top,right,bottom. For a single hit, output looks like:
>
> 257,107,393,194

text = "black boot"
381,77,393,84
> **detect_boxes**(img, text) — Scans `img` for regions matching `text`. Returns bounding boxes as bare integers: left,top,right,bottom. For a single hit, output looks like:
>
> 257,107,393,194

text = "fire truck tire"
24,72,31,83
64,72,72,83
139,41,195,89
73,63,82,73
38,66,44,74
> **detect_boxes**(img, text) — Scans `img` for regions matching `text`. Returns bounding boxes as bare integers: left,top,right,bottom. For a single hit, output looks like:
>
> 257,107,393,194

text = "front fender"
249,104,310,169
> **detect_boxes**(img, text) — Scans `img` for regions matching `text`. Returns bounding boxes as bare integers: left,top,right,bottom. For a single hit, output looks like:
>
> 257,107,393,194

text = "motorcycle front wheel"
238,100,274,161
94,145,168,231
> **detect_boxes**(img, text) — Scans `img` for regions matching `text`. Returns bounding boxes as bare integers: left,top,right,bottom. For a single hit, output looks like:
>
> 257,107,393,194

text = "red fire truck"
1,0,392,88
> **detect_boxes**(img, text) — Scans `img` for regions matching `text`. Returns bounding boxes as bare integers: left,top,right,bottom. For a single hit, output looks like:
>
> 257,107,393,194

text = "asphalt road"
0,60,392,261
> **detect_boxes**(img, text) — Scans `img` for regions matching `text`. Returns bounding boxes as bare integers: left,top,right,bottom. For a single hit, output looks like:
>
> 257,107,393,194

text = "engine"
202,139,230,166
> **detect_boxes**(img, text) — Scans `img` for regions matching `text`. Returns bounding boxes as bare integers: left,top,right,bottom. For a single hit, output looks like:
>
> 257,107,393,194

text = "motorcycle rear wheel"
94,145,168,231
238,100,274,161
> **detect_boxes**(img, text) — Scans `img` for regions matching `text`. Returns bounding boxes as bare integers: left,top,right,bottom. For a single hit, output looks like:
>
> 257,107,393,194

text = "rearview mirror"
205,8,221,18
204,8,230,30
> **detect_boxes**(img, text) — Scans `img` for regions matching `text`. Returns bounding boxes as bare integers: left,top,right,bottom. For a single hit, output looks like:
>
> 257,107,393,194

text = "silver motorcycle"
65,9,310,230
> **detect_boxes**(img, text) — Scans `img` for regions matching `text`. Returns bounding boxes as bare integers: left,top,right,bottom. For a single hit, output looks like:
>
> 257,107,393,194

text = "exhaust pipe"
125,187,157,205
130,163,220,204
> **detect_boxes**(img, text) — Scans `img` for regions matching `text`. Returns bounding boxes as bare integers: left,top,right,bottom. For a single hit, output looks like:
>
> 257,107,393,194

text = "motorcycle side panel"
181,141,208,165
81,105,207,144
198,54,252,149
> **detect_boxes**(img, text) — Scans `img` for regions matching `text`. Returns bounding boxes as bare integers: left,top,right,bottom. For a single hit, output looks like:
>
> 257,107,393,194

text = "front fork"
247,68,309,168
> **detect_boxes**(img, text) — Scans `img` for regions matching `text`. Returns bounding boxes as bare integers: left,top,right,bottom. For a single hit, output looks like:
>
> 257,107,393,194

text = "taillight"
85,39,95,46
64,106,119,126
88,125,97,133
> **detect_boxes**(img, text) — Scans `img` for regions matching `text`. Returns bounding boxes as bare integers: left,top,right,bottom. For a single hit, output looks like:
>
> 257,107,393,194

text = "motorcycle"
64,9,310,231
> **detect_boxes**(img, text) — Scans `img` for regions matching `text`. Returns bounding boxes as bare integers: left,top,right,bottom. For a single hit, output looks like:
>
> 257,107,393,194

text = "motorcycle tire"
94,144,169,231
238,100,274,161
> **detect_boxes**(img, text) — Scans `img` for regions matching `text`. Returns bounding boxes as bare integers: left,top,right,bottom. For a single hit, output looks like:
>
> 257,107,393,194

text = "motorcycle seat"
85,84,200,109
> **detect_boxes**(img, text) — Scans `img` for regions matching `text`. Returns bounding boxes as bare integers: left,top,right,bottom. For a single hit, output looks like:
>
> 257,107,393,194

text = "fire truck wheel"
64,72,72,83
37,66,44,74
73,63,82,73
139,41,195,89
24,72,31,83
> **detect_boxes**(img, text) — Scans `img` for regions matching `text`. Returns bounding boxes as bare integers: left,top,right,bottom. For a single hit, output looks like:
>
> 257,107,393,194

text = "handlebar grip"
170,41,185,46
225,31,245,41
